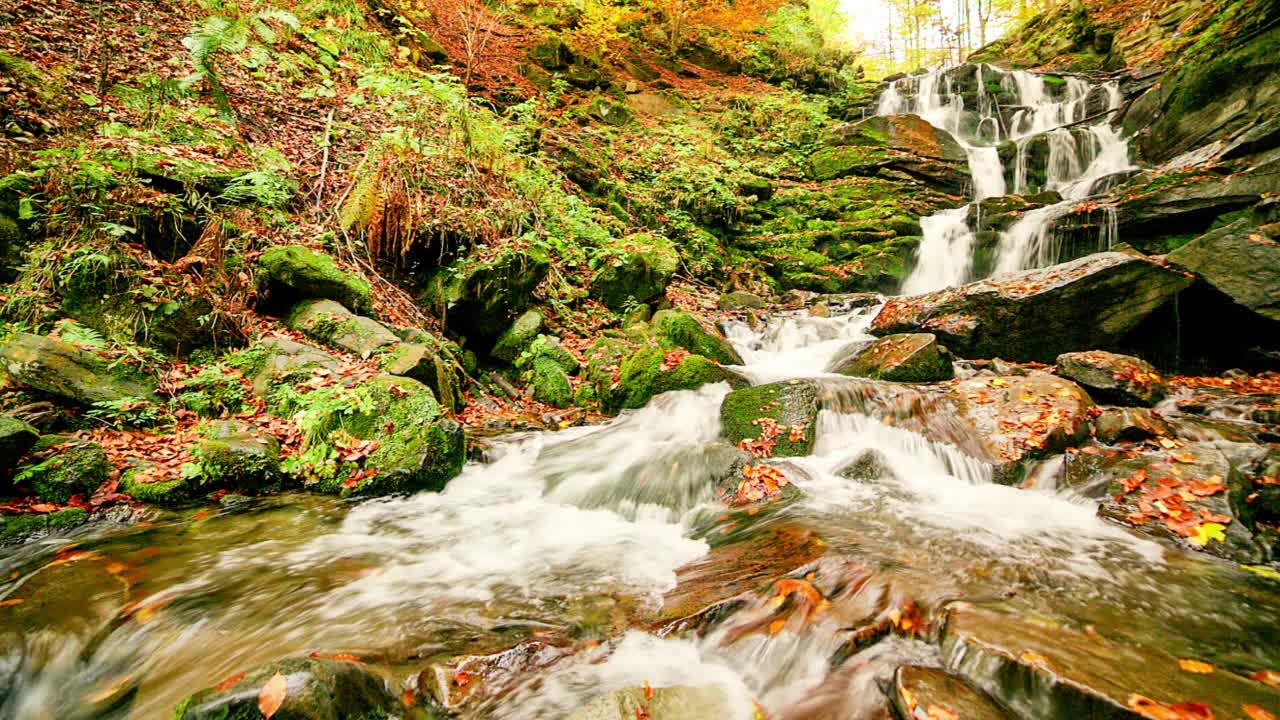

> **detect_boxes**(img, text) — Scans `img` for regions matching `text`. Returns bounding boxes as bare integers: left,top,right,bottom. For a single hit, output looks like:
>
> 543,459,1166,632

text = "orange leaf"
1127,694,1215,720
1020,651,1051,669
644,680,654,701
925,706,961,720
258,672,288,719
330,653,364,665
214,671,246,692
1244,706,1276,720
0,598,23,607
1253,670,1280,687
1177,659,1214,674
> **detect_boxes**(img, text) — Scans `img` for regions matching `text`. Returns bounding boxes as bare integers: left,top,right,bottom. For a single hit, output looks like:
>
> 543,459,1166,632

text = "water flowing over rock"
872,252,1192,362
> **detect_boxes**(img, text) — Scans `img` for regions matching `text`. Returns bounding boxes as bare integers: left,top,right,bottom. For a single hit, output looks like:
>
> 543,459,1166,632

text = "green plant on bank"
172,363,253,417
87,396,165,429
183,7,300,123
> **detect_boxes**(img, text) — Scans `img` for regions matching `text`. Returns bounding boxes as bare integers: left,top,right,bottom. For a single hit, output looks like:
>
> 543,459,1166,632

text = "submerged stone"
257,245,372,314
893,666,1014,720
174,656,397,720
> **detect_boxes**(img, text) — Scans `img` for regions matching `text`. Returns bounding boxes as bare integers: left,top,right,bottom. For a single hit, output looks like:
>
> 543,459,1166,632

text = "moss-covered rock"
491,308,546,363
651,310,744,365
583,96,634,126
245,337,340,397
119,463,191,506
719,381,820,457
831,333,954,382
195,422,281,490
0,332,158,406
0,415,39,477
422,247,551,344
286,299,399,359
173,656,398,720
1055,350,1166,406
258,245,372,314
529,356,573,407
586,342,748,413
14,436,110,503
589,234,680,311
0,508,89,544
300,375,465,497
526,334,578,375
381,336,467,412
717,291,766,310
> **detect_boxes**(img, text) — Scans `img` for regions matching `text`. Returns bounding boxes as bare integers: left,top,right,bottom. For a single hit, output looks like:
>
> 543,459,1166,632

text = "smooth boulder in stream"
871,252,1192,362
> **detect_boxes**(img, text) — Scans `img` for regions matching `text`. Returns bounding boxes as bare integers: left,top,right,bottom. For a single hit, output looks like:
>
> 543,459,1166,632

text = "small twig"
314,108,336,210
489,372,521,399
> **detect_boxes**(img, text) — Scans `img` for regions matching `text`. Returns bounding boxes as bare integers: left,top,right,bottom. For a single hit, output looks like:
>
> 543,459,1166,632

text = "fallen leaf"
330,653,364,665
1244,705,1276,720
1020,650,1051,669
925,706,961,720
1252,669,1280,687
215,671,246,692
0,598,23,607
1177,659,1214,674
258,672,288,719
1188,523,1227,547
1127,694,1215,720
644,680,654,701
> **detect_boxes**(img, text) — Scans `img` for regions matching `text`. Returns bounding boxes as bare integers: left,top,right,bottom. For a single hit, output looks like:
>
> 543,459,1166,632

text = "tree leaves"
1177,659,1214,674
258,672,288,719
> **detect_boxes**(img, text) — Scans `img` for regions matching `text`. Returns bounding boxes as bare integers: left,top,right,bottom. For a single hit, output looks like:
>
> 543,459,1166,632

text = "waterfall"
882,66,1135,294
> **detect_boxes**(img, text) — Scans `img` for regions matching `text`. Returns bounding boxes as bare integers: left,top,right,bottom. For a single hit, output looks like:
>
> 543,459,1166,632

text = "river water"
4,307,1278,719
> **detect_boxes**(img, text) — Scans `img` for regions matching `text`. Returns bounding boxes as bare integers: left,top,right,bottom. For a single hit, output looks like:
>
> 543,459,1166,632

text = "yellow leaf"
1019,651,1051,668
768,618,787,635
925,705,960,720
1188,522,1227,547
991,378,1009,387
1244,705,1277,720
1243,565,1280,581
1177,659,1214,674
259,672,288,719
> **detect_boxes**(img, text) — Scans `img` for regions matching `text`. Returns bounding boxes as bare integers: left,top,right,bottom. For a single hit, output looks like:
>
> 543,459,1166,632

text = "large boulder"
490,308,546,363
14,436,111,503
0,416,39,477
590,344,748,413
286,299,399,359
949,372,1095,471
245,337,340,397
194,422,281,490
1168,217,1280,323
381,334,468,412
0,332,158,406
257,245,372,314
173,656,398,720
651,310,744,365
1055,350,1167,406
719,381,820,458
422,247,551,343
871,252,1192,362
293,375,465,497
830,333,953,382
589,234,680,311
1092,406,1174,444
808,114,970,193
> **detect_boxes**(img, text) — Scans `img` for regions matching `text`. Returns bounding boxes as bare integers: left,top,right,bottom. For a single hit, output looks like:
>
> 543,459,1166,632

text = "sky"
838,0,1007,62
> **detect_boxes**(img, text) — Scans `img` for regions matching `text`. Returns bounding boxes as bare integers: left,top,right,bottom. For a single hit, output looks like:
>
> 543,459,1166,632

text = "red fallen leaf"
29,503,58,513
214,671,246,692
402,689,417,707
1252,670,1280,687
452,671,472,687
330,653,364,665
1127,694,1215,720
258,672,287,719
644,680,653,700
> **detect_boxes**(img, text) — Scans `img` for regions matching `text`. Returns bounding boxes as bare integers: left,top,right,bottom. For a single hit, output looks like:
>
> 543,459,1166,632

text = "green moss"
491,308,546,363
806,145,883,181
608,345,746,412
195,428,281,490
14,438,110,503
1,513,50,542
121,467,193,506
172,363,253,418
258,245,372,314
589,234,680,311
719,381,819,457
47,507,89,530
525,335,578,374
651,310,744,365
530,356,573,407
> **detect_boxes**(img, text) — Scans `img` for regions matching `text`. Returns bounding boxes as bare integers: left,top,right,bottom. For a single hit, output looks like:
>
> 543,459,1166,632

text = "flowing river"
3,306,1279,719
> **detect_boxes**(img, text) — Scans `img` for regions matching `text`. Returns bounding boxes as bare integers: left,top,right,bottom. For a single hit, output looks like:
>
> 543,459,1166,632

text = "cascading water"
882,66,1135,293
7,307,1276,720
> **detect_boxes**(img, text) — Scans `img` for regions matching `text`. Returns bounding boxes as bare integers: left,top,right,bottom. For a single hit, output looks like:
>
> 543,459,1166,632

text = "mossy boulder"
491,308,546,363
244,337,340,397
286,299,399,359
14,436,110,503
719,381,820,457
173,656,398,720
830,333,953,382
0,415,39,477
301,375,465,497
529,356,573,407
589,235,680,311
0,332,158,406
0,508,89,544
422,247,551,344
587,342,748,413
718,291,766,310
381,335,467,412
651,310,743,365
583,96,634,126
525,334,578,374
119,462,191,506
257,245,372,314
195,422,281,490
1055,350,1166,406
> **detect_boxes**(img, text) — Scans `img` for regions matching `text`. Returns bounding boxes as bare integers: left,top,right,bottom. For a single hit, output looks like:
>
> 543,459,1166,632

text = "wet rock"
872,252,1192,363
1055,350,1167,406
491,308,546,363
949,373,1094,471
422,247,551,344
286,299,399,359
194,422,281,490
14,436,110,503
1097,442,1261,562
837,449,897,482
566,685,733,720
173,656,398,720
301,375,466,497
720,380,820,457
0,332,158,406
1093,406,1174,444
119,460,193,506
247,336,340,397
589,234,679,311
717,291,766,311
0,415,39,476
809,302,831,317
597,344,748,413
257,245,372,314
831,333,953,383
892,666,1014,720
0,507,90,544
1168,217,1280,323
943,602,1280,720
651,310,744,365
811,114,970,193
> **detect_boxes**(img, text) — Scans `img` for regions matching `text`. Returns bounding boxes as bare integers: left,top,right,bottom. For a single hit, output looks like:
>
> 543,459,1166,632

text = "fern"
52,319,107,350
220,170,296,209
182,9,299,124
